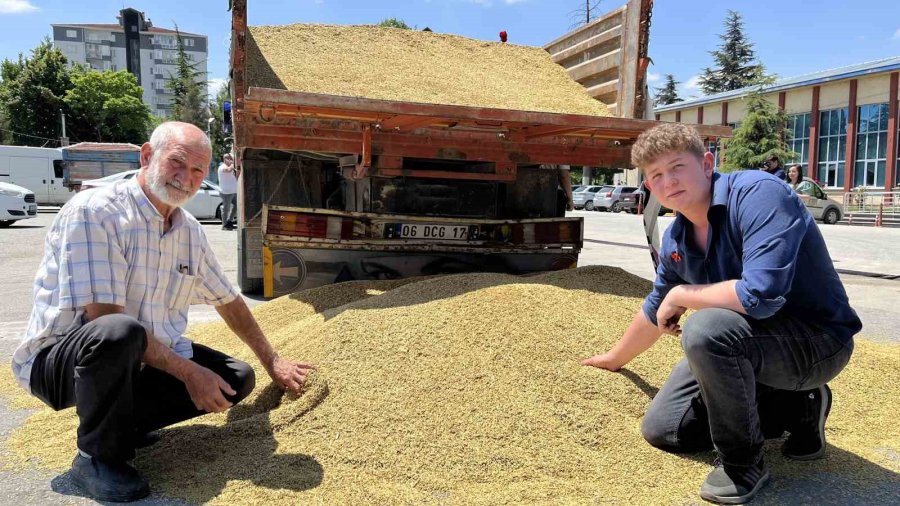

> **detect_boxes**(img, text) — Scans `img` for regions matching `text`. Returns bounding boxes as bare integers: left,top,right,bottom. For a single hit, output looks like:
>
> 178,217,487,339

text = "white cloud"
0,0,38,14
646,72,661,83
893,28,900,40
683,75,702,90
207,78,227,99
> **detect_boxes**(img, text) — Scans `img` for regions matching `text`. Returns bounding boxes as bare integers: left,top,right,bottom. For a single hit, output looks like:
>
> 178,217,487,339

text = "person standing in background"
217,153,238,230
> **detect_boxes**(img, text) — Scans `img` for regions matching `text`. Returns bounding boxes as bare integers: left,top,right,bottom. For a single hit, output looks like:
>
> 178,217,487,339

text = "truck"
0,145,67,206
228,0,729,297
60,142,142,191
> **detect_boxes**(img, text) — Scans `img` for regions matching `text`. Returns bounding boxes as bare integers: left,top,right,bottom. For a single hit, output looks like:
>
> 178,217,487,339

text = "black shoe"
135,430,160,449
700,457,770,504
69,454,150,502
783,384,832,460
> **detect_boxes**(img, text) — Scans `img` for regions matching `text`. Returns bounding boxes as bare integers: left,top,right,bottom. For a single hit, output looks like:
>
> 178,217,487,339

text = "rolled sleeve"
641,242,684,326
734,181,806,319
56,206,127,309
191,231,239,306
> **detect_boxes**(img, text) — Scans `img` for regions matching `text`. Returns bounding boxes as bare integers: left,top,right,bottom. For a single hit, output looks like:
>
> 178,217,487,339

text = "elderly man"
12,122,315,502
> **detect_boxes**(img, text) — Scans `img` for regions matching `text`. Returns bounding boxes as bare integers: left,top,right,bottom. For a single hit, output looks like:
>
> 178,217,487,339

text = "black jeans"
641,308,853,466
30,314,256,463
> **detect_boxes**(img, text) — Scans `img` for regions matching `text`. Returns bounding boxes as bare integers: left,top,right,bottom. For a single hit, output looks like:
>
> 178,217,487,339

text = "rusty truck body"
228,0,728,296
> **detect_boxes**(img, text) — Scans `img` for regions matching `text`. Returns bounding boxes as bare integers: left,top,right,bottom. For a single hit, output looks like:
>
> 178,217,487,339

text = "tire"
215,203,223,220
629,208,637,215
611,201,623,213
0,220,13,228
823,208,840,225
584,201,595,211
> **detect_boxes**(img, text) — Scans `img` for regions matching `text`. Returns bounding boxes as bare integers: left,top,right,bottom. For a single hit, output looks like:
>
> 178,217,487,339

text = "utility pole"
59,109,70,147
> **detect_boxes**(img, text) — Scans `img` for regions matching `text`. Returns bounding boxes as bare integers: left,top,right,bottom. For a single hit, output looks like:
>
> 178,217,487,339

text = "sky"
1,0,899,102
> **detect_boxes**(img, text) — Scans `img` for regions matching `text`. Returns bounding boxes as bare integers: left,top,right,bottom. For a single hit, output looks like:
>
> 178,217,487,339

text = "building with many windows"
51,8,208,117
653,57,900,195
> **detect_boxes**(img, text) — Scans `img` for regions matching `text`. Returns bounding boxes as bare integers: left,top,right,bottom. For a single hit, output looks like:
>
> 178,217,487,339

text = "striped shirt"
12,178,239,391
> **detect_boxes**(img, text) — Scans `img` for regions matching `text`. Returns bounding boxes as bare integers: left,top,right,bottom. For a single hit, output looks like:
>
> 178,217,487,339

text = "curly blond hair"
631,123,706,170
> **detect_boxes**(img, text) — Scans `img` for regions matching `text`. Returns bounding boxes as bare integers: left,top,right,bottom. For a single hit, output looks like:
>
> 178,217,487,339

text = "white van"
0,145,70,205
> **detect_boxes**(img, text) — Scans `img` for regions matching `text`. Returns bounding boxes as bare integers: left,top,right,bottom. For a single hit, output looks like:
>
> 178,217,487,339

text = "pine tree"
654,74,682,106
720,82,795,173
699,10,766,94
166,26,208,129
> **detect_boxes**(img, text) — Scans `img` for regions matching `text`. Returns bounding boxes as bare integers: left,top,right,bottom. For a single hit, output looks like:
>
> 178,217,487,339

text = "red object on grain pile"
499,30,508,42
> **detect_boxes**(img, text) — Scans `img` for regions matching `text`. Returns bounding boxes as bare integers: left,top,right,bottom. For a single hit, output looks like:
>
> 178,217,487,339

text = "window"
854,103,889,187
817,108,848,188
707,140,721,171
66,29,77,38
787,113,811,170
184,38,194,47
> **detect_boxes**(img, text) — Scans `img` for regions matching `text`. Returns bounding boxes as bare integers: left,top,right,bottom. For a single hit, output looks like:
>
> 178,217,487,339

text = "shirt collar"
667,172,728,246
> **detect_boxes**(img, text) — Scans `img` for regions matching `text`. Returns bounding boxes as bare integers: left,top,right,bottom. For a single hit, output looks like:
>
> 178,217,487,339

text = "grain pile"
246,24,611,116
2,266,898,505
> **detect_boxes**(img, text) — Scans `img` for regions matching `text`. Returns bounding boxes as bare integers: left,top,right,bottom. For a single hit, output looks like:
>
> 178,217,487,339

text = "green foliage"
208,82,232,167
63,69,151,143
699,11,766,94
569,166,620,185
377,18,412,29
654,74,682,107
166,25,209,128
720,82,795,173
0,39,71,146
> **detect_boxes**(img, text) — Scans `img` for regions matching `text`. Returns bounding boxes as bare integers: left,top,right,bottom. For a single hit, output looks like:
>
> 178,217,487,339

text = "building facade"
653,57,900,195
51,8,208,117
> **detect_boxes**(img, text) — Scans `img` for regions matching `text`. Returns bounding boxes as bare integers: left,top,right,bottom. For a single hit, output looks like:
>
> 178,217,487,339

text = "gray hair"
148,121,212,164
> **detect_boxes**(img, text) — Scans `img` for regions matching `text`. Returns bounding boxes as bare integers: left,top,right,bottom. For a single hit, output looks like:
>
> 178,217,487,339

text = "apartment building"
51,8,208,117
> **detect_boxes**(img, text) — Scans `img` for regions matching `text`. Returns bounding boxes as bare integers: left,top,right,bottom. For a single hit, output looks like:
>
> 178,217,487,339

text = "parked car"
0,181,37,227
621,183,672,216
592,185,638,212
80,170,225,220
572,185,612,211
571,185,583,194
794,178,843,224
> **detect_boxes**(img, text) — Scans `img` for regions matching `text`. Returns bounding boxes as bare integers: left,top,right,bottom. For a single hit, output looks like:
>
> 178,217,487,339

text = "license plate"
27,204,37,213
385,223,475,241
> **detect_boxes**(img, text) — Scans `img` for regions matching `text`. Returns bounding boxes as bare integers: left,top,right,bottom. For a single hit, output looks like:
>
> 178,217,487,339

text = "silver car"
794,178,843,224
572,185,612,211
592,185,638,212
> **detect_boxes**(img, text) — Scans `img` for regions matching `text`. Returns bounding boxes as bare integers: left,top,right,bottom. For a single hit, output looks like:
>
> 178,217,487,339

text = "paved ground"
0,209,897,504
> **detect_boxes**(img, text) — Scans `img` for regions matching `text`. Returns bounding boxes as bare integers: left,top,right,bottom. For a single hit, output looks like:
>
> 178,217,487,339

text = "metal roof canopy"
237,87,730,182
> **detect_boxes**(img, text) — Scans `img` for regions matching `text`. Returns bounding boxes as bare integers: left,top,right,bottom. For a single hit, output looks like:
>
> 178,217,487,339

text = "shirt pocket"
167,270,198,311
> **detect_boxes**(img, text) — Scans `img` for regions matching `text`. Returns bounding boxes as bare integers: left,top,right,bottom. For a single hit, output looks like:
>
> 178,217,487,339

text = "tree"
654,74,683,106
720,82,795,173
63,69,151,143
377,18,412,29
166,26,208,129
698,11,766,95
0,39,72,146
569,1,604,28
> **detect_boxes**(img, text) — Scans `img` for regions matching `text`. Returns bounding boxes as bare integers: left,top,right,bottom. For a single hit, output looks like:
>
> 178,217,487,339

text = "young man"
581,123,860,504
13,122,316,502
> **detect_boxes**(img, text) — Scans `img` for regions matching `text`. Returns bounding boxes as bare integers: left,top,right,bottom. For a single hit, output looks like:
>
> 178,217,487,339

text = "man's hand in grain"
267,357,317,394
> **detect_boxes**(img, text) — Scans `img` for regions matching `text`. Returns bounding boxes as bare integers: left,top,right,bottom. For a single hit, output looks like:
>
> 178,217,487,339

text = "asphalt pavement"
0,209,897,504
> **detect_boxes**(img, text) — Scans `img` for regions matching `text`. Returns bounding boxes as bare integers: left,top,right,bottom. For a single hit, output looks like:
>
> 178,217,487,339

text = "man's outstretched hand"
267,357,317,394
580,353,623,372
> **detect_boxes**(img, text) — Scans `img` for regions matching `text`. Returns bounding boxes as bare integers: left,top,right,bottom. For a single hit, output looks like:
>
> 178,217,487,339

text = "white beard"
145,161,195,207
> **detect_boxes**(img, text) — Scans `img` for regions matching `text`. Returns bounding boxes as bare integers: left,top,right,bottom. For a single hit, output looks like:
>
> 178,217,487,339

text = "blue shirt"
642,171,861,345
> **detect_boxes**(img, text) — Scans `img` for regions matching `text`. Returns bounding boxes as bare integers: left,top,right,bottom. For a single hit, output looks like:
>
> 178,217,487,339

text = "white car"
0,181,38,228
80,170,224,220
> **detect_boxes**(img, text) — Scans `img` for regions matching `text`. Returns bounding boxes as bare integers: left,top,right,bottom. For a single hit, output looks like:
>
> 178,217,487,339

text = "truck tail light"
267,211,354,240
509,221,580,245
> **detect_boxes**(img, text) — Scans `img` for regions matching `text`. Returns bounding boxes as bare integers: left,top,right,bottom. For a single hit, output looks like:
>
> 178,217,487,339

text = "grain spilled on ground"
1,266,897,504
